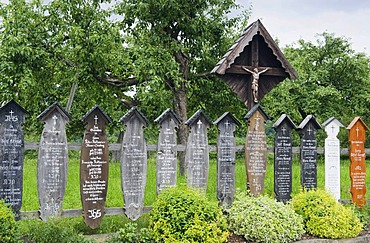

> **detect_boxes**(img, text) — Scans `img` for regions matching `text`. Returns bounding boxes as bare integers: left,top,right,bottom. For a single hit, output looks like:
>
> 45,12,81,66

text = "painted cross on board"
281,126,287,135
254,113,260,130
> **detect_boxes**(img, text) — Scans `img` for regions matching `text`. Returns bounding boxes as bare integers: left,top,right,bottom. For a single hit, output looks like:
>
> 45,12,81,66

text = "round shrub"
227,191,304,243
291,188,363,239
149,186,229,243
0,200,18,242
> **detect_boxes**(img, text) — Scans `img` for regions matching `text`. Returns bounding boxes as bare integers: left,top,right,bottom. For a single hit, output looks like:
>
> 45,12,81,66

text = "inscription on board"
0,100,27,216
80,106,111,229
348,117,368,207
37,103,70,220
120,107,148,221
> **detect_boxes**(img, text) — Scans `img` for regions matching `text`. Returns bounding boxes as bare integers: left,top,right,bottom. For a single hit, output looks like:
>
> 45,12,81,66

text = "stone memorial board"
298,115,321,189
120,107,148,221
0,100,27,216
273,114,296,203
37,102,71,221
347,117,368,207
80,106,111,229
214,112,240,207
323,117,344,201
155,109,181,195
245,105,269,196
185,110,212,193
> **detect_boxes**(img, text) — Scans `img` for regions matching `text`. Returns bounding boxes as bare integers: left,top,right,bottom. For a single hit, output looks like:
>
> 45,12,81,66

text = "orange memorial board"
347,117,368,207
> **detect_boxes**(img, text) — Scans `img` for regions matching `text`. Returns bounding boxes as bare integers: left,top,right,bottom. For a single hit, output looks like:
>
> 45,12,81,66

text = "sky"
239,0,370,55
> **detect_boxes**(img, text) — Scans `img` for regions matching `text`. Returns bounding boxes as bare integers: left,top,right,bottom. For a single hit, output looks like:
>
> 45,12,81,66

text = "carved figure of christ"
242,67,270,103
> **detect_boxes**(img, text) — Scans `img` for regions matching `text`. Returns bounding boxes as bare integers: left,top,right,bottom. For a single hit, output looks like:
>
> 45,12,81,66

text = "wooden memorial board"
0,100,27,217
80,106,111,229
245,105,269,196
120,107,149,220
298,115,321,189
185,110,212,193
347,117,368,207
214,112,240,206
323,117,344,201
273,114,296,203
37,102,71,221
155,109,181,195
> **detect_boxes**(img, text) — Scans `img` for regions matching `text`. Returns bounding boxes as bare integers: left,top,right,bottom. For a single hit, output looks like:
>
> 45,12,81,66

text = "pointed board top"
119,106,149,126
347,116,369,131
213,112,241,126
211,19,298,79
82,105,112,124
37,102,72,122
298,115,322,130
322,117,345,128
273,114,297,129
154,108,181,125
244,104,270,121
0,99,28,115
185,109,213,127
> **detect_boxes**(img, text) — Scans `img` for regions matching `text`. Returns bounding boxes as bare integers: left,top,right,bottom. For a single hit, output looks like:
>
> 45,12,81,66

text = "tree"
262,33,370,129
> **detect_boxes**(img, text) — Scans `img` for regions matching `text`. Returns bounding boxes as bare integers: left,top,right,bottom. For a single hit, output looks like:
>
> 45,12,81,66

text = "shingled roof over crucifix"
212,19,298,109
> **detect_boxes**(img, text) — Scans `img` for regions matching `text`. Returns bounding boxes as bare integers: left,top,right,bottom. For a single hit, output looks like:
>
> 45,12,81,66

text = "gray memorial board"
37,102,71,221
298,115,321,189
155,109,181,195
185,110,212,193
120,107,149,221
80,106,111,229
214,112,240,206
0,100,27,216
323,117,344,201
273,114,296,203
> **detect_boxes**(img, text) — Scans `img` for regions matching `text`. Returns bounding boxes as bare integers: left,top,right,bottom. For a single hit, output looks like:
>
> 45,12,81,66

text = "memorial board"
245,105,269,196
298,115,321,189
80,106,111,229
323,117,344,201
214,112,240,206
273,114,296,203
0,100,27,216
37,102,71,221
155,109,181,195
347,117,368,207
185,110,212,193
120,107,149,220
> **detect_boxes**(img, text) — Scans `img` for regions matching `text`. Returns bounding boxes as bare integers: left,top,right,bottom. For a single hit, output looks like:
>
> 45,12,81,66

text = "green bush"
149,186,229,243
107,222,153,243
353,204,370,229
19,218,94,243
291,188,362,239
227,191,304,243
0,200,19,242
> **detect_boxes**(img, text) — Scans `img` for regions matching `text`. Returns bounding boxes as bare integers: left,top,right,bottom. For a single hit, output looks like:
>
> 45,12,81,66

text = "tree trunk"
173,81,188,175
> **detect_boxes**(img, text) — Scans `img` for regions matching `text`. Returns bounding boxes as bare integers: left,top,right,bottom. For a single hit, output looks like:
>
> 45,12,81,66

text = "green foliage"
0,200,19,243
19,218,94,243
107,222,153,243
353,204,370,229
227,191,304,243
291,188,362,239
149,186,229,243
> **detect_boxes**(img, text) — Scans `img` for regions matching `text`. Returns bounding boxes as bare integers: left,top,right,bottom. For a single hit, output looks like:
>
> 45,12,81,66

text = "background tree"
262,33,370,144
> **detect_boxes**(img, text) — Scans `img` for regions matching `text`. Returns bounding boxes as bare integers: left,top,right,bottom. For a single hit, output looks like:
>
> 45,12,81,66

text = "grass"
18,152,370,235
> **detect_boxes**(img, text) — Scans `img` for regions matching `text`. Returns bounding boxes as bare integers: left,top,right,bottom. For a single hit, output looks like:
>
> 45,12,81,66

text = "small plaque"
298,115,321,189
120,107,149,221
245,105,269,196
155,109,181,194
214,112,240,206
37,103,71,220
0,100,27,216
347,117,368,207
80,106,111,229
323,117,344,201
185,110,212,193
273,114,296,203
